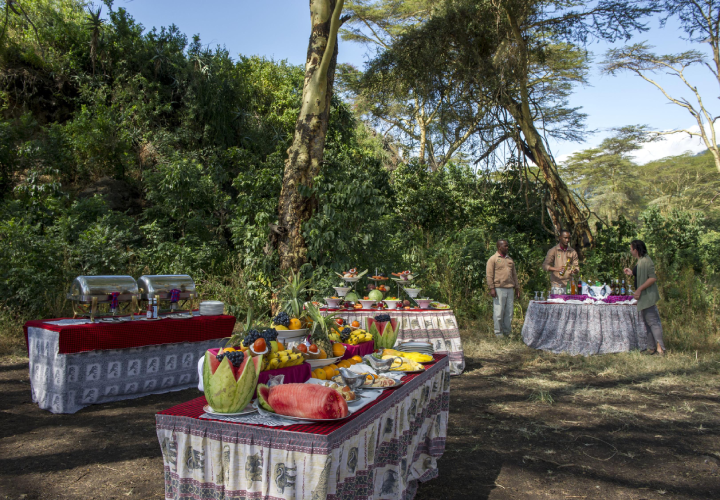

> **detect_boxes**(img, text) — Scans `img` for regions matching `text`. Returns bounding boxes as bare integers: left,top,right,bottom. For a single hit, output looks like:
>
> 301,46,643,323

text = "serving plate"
203,403,256,417
306,356,343,368
360,379,404,390
253,400,351,422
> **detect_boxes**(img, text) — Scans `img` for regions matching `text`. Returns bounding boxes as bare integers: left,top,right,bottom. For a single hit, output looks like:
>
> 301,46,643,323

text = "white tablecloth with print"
321,309,464,375
522,301,649,355
155,355,450,500
26,325,225,414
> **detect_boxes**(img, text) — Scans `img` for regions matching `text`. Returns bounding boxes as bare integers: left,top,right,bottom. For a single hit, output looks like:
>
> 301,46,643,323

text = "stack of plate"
396,341,434,355
199,301,224,316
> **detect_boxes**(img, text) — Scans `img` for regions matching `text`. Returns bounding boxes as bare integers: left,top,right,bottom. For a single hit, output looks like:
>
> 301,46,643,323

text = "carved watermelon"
256,383,274,412
366,317,398,349
203,349,260,413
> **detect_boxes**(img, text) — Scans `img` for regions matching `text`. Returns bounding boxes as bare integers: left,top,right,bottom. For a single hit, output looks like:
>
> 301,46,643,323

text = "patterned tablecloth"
322,309,464,375
156,355,450,500
522,301,649,356
25,315,234,413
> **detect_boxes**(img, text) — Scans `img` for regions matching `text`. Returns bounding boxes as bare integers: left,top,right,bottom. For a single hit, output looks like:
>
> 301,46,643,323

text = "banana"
267,358,280,370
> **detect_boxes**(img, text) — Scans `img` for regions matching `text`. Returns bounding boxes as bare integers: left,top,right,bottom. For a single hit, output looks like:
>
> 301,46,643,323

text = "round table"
522,301,649,355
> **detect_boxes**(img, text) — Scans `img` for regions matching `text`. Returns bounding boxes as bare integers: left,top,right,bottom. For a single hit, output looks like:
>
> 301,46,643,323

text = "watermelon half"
203,349,260,413
366,317,398,349
256,383,275,412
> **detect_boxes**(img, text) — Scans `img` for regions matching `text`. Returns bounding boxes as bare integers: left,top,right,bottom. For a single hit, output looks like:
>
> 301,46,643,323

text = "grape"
272,311,290,327
261,328,278,342
374,314,391,322
243,329,261,347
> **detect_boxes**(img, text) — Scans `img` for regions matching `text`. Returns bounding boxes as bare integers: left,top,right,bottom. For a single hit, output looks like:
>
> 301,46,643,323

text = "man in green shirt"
623,240,665,356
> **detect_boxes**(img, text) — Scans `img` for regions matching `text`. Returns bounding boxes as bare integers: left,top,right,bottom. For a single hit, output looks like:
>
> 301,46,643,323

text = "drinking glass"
534,291,539,301
539,291,545,300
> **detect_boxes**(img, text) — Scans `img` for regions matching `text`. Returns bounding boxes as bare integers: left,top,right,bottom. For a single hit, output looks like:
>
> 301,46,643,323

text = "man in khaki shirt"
486,239,520,337
542,230,579,288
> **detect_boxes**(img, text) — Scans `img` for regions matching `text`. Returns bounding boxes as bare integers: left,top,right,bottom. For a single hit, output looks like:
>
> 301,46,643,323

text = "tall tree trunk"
276,0,345,271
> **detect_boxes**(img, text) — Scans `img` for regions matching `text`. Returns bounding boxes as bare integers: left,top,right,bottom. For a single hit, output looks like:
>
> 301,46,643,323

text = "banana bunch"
263,349,304,371
346,329,373,345
382,354,424,372
381,348,433,363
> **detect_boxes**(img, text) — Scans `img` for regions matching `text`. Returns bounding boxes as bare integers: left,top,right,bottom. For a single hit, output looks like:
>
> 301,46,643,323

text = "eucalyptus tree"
361,0,655,247
276,0,349,270
602,0,720,175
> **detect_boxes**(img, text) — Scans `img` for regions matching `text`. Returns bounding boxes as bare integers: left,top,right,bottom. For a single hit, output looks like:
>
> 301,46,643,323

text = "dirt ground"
1,334,719,500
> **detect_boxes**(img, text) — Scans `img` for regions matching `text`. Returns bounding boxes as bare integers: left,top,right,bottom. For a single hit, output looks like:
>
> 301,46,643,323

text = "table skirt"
27,326,225,413
522,301,649,355
156,356,450,500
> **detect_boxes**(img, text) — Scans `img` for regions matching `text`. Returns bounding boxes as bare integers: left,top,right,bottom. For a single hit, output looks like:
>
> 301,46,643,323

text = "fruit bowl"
416,299,432,309
276,328,308,342
359,299,376,309
333,286,351,297
306,356,343,368
404,287,422,298
325,297,343,308
383,299,402,309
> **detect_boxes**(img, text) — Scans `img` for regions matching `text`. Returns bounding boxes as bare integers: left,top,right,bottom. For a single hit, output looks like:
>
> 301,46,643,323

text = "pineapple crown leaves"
277,269,316,318
225,306,270,347
305,302,341,338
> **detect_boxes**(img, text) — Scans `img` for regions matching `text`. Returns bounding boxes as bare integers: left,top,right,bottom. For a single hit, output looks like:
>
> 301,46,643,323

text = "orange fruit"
289,318,302,330
323,366,335,379
333,368,340,377
352,355,362,363
276,341,285,351
338,360,351,368
352,320,360,328
313,368,327,380
319,349,327,359
332,343,346,357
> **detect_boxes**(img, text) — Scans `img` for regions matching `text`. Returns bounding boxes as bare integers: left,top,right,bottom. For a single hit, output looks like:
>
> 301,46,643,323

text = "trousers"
641,304,665,351
493,287,515,335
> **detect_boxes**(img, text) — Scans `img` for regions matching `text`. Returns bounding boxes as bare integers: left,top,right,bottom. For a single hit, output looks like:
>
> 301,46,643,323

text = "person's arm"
542,248,559,272
486,257,496,297
633,277,656,300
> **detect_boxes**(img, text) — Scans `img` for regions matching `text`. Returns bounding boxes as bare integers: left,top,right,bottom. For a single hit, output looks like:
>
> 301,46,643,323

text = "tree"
276,0,348,271
360,0,656,248
602,1,720,175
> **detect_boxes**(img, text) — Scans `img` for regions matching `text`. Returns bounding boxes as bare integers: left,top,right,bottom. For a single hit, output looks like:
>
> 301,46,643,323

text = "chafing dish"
137,275,196,313
67,275,140,321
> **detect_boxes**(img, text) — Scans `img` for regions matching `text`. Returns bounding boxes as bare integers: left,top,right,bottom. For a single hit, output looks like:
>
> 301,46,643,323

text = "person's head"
497,239,509,255
630,240,648,259
558,230,571,247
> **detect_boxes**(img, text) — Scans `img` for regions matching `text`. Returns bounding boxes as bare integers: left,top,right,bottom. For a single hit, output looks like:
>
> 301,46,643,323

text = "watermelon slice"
267,383,348,419
203,349,259,413
256,383,275,412
367,317,398,349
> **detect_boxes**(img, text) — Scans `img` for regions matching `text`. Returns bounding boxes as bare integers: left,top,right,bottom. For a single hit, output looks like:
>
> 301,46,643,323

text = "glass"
534,291,539,301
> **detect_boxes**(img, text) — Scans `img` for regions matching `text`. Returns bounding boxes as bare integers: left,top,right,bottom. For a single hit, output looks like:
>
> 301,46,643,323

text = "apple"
403,300,410,307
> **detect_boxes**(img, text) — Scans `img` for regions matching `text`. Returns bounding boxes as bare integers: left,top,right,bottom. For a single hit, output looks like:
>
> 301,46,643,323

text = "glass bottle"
620,280,626,295
565,279,571,295
559,256,572,277
152,297,159,319
570,276,577,295
146,298,153,319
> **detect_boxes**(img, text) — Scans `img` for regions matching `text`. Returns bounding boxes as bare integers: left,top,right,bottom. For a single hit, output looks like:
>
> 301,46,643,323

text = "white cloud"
631,123,717,164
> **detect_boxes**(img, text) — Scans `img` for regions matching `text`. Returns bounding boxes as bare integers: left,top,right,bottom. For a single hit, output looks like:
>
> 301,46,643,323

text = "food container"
67,275,140,322
404,287,422,298
137,275,196,313
383,299,401,309
416,299,432,309
333,286,351,297
325,297,343,308
358,299,375,309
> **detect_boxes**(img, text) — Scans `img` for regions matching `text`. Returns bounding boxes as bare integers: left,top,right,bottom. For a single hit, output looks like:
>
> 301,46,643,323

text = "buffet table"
156,354,450,500
322,308,464,375
24,314,234,413
522,301,648,355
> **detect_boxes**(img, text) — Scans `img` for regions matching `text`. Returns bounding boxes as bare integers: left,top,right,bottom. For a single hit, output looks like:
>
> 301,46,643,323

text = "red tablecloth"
159,354,447,435
24,314,236,354
341,340,375,360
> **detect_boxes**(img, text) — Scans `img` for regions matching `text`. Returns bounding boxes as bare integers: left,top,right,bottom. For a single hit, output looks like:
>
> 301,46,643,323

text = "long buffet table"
156,354,449,500
321,308,465,375
522,300,649,355
23,314,234,413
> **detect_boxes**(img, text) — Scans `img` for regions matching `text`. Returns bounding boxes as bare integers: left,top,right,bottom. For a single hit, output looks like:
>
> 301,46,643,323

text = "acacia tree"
602,1,720,175
361,0,655,247
276,0,348,270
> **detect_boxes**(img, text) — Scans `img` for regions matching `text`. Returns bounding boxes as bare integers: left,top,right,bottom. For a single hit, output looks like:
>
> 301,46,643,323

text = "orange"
319,349,327,359
351,355,362,363
276,341,285,351
323,366,335,379
352,320,360,328
313,368,327,380
333,368,340,377
289,318,302,330
338,360,351,368
332,343,346,357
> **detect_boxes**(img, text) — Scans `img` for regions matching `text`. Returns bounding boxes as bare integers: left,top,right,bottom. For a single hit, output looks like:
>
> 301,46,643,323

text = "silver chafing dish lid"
68,275,139,302
137,275,196,300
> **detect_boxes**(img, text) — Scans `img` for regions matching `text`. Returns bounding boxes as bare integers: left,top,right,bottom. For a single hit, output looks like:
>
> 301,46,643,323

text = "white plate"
360,379,404,390
253,400,351,423
277,328,308,341
203,403,256,416
306,356,343,368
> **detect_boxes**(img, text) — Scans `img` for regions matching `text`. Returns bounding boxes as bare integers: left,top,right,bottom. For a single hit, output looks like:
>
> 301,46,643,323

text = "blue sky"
119,0,718,162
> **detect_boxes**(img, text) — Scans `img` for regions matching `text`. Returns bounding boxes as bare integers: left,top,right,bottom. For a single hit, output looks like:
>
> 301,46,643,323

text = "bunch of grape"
243,329,262,347
262,328,278,342
374,314,391,322
273,311,290,327
216,350,245,367
340,327,352,342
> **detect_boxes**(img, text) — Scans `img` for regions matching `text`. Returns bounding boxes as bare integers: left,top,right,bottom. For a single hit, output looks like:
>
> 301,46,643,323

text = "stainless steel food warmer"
67,275,140,321
137,275,196,313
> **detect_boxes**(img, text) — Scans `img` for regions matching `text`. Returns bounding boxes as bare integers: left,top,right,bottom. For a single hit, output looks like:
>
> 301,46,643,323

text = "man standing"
486,239,520,337
542,230,579,288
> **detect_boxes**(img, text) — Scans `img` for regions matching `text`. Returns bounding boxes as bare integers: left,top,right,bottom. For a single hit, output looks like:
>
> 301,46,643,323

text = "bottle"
627,281,633,295
620,280,626,296
559,256,571,277
612,279,618,295
565,279,571,295
146,298,153,319
152,297,159,319
570,276,577,295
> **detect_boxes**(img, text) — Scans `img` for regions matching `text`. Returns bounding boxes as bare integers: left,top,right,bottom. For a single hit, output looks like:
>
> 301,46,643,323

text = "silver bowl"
365,354,396,373
339,368,366,391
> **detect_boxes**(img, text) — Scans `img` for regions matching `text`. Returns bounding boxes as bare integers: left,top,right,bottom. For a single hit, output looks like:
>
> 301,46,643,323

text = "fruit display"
335,268,368,280
367,314,398,349
370,274,388,280
382,353,424,372
203,348,262,413
392,270,415,281
311,355,363,380
368,289,384,302
243,327,279,347
383,348,433,363
272,311,291,329
255,383,349,419
343,328,373,345
264,349,305,371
